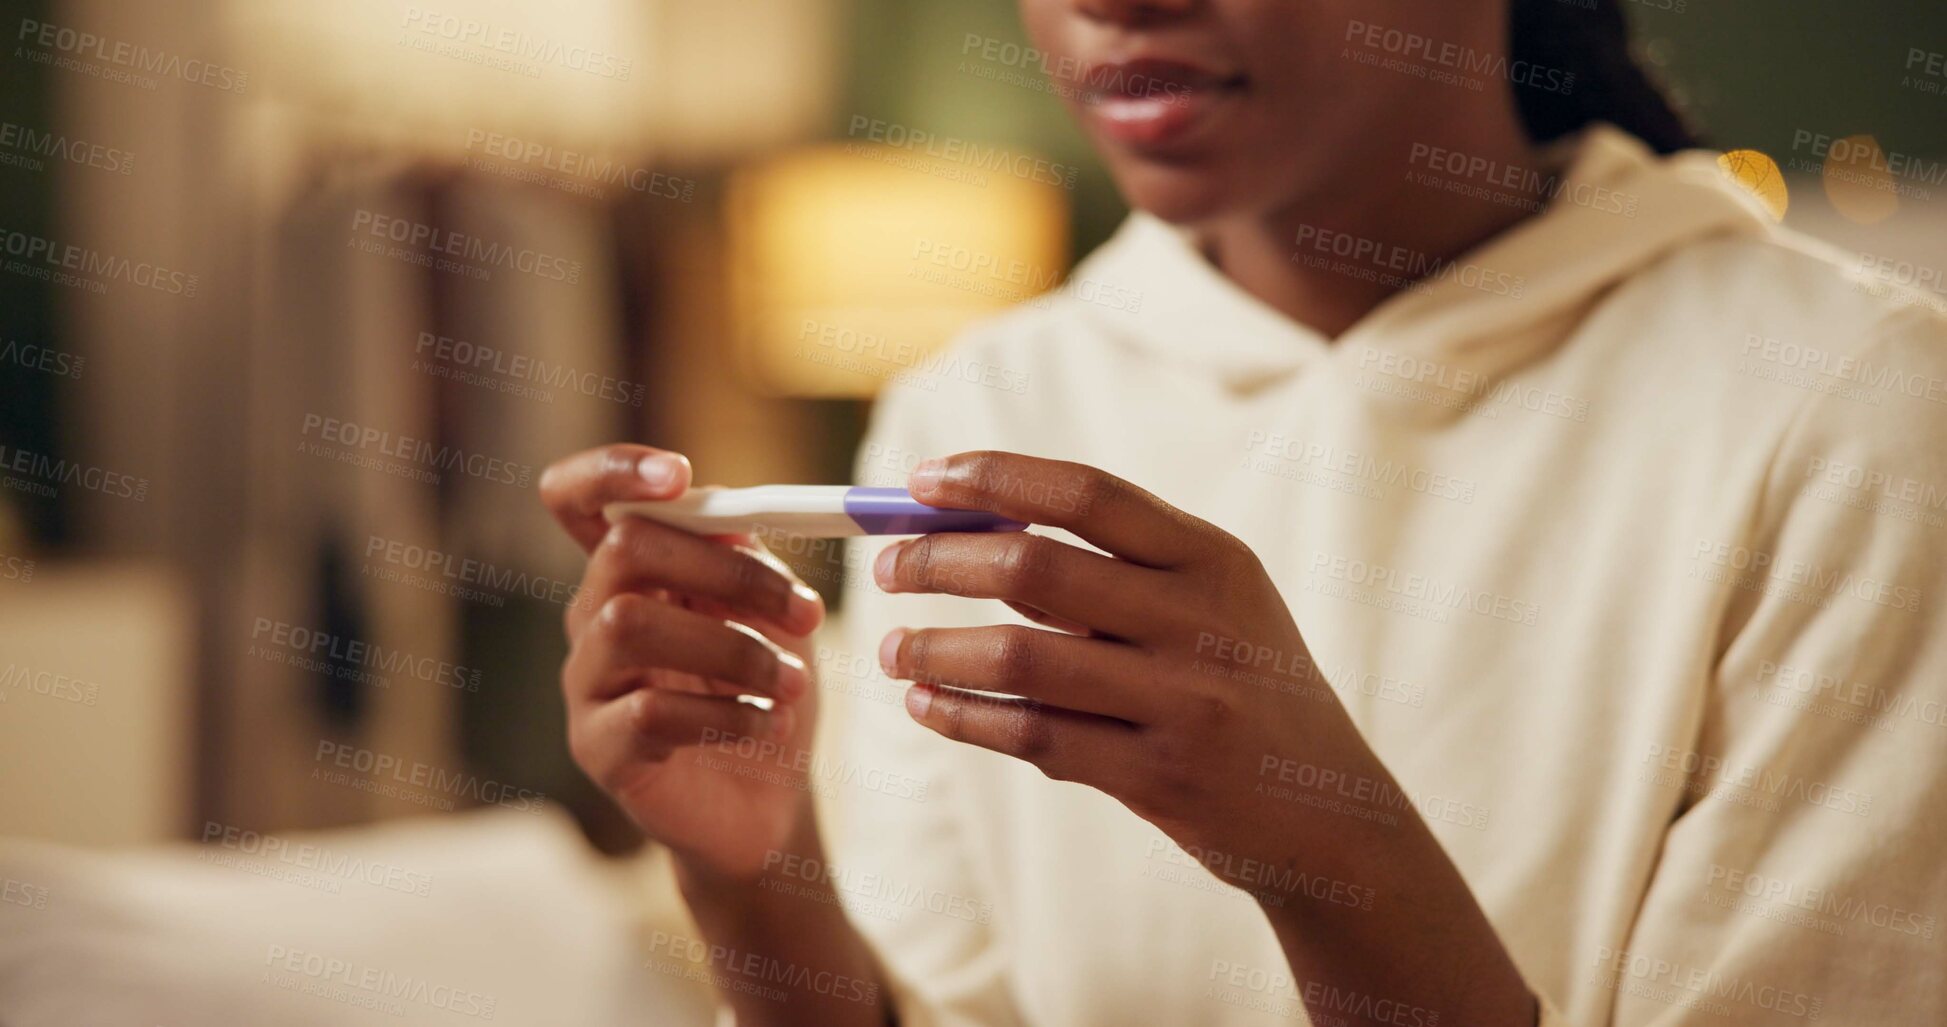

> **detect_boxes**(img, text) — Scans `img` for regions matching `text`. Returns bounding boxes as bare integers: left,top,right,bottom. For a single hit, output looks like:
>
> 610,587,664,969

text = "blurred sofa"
0,808,718,1026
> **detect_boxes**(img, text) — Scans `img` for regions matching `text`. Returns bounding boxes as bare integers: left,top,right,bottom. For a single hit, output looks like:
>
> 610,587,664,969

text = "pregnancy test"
604,486,1027,538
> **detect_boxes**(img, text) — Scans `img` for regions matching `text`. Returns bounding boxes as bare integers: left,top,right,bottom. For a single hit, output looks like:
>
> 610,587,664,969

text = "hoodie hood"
1069,124,1775,392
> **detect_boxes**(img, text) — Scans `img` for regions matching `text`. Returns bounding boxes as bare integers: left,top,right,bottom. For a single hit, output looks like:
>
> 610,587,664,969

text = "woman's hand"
543,444,889,1026
541,444,826,882
874,450,1537,1026
872,450,1368,881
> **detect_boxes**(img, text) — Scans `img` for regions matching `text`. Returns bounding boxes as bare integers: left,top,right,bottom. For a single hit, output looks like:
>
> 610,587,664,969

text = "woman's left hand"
875,451,1539,1026
873,450,1382,898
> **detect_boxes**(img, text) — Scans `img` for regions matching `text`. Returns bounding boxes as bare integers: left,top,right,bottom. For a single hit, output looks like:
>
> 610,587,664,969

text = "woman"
541,0,1946,1024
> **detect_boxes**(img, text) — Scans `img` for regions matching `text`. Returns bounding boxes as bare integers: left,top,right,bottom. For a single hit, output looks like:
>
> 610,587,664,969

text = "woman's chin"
1111,167,1248,226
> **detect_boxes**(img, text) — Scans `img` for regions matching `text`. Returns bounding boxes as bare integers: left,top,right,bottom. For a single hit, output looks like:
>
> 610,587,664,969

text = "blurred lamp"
727,144,1069,398
226,0,834,161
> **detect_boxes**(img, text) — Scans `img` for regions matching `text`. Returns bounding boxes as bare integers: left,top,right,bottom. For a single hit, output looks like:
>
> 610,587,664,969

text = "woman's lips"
1080,58,1245,149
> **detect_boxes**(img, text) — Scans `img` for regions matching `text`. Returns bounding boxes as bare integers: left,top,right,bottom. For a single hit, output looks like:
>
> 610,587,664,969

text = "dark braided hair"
1508,0,1699,154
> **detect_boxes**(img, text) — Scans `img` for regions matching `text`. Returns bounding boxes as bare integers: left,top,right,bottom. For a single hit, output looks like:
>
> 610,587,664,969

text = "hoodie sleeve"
810,381,1029,1027
1601,309,1947,1025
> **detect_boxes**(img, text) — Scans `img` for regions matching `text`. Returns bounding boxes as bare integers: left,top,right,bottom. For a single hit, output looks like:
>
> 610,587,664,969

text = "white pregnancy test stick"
604,486,1028,538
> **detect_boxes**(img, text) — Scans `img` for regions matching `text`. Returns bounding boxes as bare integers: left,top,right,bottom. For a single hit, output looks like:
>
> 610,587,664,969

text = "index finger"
539,444,692,552
906,451,1216,569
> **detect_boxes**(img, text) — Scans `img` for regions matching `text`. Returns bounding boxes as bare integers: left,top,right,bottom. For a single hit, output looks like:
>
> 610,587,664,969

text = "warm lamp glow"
224,0,833,161
727,144,1069,398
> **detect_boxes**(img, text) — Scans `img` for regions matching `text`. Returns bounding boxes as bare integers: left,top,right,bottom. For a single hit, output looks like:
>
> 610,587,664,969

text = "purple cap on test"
842,487,1027,535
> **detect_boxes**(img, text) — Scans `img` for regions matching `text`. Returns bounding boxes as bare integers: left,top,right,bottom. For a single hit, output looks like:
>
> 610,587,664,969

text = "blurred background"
0,0,1942,1021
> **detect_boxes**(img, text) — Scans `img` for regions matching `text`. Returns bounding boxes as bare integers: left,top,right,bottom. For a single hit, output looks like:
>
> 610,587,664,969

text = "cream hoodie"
810,125,1947,1026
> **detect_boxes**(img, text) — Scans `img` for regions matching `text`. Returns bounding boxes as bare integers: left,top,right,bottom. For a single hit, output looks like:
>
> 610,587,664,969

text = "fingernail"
786,581,823,633
873,541,905,590
775,650,809,700
638,454,685,492
909,458,945,495
905,683,933,720
878,628,908,676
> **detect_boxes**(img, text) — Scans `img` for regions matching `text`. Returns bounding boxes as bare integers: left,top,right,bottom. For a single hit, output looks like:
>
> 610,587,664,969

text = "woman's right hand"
541,444,826,881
